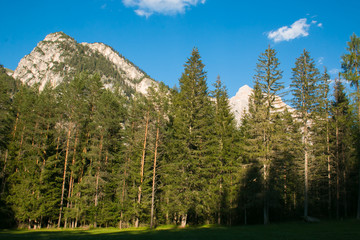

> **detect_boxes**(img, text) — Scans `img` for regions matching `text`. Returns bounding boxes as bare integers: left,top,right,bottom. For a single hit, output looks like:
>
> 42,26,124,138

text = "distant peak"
234,84,253,97
239,84,252,90
43,32,74,43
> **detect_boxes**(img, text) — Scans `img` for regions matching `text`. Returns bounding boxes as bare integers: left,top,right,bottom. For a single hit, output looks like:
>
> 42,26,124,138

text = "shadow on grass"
1,220,359,240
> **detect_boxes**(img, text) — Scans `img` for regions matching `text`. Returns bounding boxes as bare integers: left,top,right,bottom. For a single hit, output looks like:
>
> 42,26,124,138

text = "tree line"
0,34,359,229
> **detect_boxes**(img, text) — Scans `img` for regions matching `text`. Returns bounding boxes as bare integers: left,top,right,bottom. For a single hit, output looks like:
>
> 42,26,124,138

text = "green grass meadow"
1,220,359,240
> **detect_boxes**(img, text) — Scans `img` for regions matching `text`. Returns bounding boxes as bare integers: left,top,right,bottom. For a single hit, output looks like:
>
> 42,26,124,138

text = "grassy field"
1,220,359,240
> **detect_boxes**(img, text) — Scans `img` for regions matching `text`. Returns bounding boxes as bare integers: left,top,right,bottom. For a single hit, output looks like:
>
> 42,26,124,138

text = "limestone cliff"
13,32,156,95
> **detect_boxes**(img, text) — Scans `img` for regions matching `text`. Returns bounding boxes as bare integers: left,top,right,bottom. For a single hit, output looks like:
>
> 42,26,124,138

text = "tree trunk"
119,122,135,229
1,150,8,195
304,118,309,219
94,134,104,228
304,148,309,218
32,121,39,147
41,122,51,167
343,151,348,218
12,112,19,138
336,113,340,220
264,163,269,225
58,127,72,228
357,83,360,220
284,165,288,209
17,126,25,162
65,130,78,228
180,214,187,228
136,110,149,227
55,136,60,162
119,212,123,229
218,181,222,225
229,174,233,226
327,113,331,218
357,165,360,219
150,119,160,229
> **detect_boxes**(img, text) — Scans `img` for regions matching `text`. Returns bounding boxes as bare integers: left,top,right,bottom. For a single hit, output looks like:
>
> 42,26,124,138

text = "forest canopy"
0,34,360,229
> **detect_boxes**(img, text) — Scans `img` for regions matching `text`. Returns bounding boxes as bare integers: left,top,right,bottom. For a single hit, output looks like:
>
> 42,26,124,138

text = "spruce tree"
331,77,354,219
240,82,266,224
244,46,284,224
291,49,320,219
166,48,216,227
341,33,360,219
211,75,240,224
146,83,170,228
0,66,17,228
310,68,332,217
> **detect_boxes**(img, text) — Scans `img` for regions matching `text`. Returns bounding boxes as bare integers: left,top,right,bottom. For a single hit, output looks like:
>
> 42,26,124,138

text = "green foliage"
1,35,360,229
210,76,242,224
341,33,360,88
0,65,16,149
163,48,218,225
241,47,285,224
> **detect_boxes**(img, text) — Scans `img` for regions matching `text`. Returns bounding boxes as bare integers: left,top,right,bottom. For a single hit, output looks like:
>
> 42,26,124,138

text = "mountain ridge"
11,32,292,124
13,32,156,95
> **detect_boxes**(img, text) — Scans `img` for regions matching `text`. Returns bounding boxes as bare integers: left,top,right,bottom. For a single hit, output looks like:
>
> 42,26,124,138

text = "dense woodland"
0,34,360,229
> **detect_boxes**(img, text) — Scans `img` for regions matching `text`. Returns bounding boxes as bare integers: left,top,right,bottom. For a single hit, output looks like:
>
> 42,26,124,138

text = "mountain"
12,32,292,124
229,85,253,123
229,85,294,125
13,32,156,95
4,68,14,76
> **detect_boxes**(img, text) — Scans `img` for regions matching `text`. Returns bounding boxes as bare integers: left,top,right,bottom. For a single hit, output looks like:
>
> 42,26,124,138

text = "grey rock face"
229,85,294,125
13,32,156,94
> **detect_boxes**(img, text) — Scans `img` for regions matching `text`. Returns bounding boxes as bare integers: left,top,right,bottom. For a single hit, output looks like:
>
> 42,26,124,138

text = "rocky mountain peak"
13,32,156,94
229,85,294,125
229,85,253,124
233,84,252,99
43,32,74,43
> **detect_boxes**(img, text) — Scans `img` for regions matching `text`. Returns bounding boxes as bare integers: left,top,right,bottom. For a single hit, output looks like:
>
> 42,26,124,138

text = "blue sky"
1,0,359,97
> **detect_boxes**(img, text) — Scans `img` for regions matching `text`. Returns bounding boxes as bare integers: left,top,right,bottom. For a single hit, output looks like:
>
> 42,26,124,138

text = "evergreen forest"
0,34,360,229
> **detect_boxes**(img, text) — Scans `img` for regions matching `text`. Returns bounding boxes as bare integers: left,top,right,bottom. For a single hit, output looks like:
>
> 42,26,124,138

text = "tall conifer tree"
244,46,284,224
211,76,239,224
291,49,320,219
341,33,360,219
168,48,216,227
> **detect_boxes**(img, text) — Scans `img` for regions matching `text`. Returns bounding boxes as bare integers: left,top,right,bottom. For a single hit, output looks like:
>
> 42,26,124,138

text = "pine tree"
243,46,284,224
291,49,320,219
341,33,360,219
211,76,240,225
331,77,354,219
146,83,170,228
56,73,90,228
311,68,332,217
320,69,332,217
271,108,303,219
0,65,17,228
239,82,266,224
166,48,216,227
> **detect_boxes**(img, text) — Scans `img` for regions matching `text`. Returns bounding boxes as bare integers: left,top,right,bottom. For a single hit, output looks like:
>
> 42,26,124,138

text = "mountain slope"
12,32,291,125
13,32,156,95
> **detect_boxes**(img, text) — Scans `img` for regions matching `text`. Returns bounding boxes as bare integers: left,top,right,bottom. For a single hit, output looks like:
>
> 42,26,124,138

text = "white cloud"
267,17,323,43
123,0,206,17
135,9,152,17
268,18,311,43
